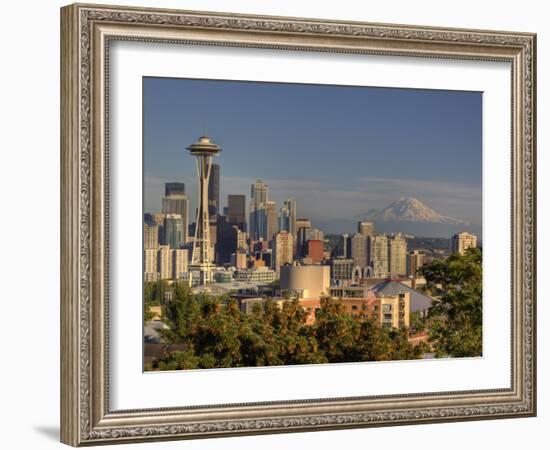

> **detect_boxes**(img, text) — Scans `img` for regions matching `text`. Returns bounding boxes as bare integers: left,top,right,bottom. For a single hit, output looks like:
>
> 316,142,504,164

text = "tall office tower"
215,215,239,264
279,206,290,233
235,226,247,252
295,218,311,257
308,228,324,242
249,180,268,241
227,194,246,231
164,214,184,249
144,213,156,225
157,245,173,280
351,233,368,268
143,223,158,250
407,250,426,277
358,221,374,236
370,234,389,278
172,249,188,280
341,233,353,258
165,182,185,197
272,231,294,274
208,163,220,216
266,200,278,244
307,240,324,264
162,194,188,243
388,233,407,277
152,213,166,245
279,198,297,238
143,248,158,281
187,135,221,285
451,232,478,255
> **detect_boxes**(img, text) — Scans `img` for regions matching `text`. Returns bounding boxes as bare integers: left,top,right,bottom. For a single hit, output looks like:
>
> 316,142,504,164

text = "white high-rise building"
451,232,478,255
370,234,389,278
272,231,294,274
388,233,407,277
143,223,158,250
357,221,374,236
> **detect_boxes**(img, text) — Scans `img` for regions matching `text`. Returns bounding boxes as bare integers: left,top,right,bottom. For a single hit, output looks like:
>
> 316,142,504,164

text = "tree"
144,280,169,325
420,247,482,357
313,297,361,362
150,284,424,370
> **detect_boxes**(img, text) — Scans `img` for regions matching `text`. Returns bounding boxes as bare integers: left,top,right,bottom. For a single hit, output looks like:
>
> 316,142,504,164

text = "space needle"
186,135,221,286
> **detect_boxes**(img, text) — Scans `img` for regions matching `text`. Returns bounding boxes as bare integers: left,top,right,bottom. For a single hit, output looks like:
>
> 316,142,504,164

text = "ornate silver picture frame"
60,3,536,446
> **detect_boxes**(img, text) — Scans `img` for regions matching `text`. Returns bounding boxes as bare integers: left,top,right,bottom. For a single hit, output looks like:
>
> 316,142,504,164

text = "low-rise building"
280,265,330,299
235,267,276,283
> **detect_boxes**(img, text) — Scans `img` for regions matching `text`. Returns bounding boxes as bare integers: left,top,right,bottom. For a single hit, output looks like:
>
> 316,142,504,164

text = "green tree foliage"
143,280,169,325
420,247,482,358
149,283,424,371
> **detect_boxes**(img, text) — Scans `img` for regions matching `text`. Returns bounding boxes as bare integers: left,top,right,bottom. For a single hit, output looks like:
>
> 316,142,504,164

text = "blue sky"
143,77,482,234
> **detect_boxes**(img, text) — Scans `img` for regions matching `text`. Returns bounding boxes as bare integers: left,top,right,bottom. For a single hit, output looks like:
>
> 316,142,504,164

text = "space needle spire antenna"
186,135,222,286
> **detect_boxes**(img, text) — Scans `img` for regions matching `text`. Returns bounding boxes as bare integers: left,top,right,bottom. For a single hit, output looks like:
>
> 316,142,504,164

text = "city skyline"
144,77,482,236
142,78,483,369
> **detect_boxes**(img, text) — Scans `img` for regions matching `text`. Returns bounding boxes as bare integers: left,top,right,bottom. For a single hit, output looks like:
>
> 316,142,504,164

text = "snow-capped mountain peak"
359,197,469,225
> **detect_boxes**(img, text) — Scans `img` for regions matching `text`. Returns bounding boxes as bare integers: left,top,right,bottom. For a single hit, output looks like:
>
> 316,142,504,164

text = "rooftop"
371,279,436,312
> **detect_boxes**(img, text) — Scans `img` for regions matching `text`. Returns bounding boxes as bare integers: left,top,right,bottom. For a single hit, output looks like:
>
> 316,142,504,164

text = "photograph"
142,77,483,371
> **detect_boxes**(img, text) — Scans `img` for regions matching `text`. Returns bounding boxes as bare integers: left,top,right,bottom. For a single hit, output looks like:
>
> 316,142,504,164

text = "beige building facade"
451,232,478,255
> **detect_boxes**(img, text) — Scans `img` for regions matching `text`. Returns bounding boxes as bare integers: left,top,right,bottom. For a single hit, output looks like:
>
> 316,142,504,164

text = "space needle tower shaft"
186,135,221,286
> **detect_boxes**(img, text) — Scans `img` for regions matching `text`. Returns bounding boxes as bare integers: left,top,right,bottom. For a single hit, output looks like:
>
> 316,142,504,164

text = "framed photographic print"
60,3,537,446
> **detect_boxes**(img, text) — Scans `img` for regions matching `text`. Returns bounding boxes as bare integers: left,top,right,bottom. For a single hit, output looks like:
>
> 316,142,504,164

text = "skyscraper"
351,233,368,268
370,234,389,278
279,198,297,239
251,179,268,203
215,215,244,264
164,214,184,250
407,250,426,277
266,200,278,244
187,135,221,285
272,231,294,274
143,223,158,250
227,194,246,230
172,249,189,280
341,233,353,258
451,232,478,255
208,163,220,216
307,228,324,242
165,182,185,197
307,240,324,264
358,221,374,236
144,249,158,281
295,218,311,258
388,233,407,277
157,245,173,280
162,194,188,244
249,180,268,241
